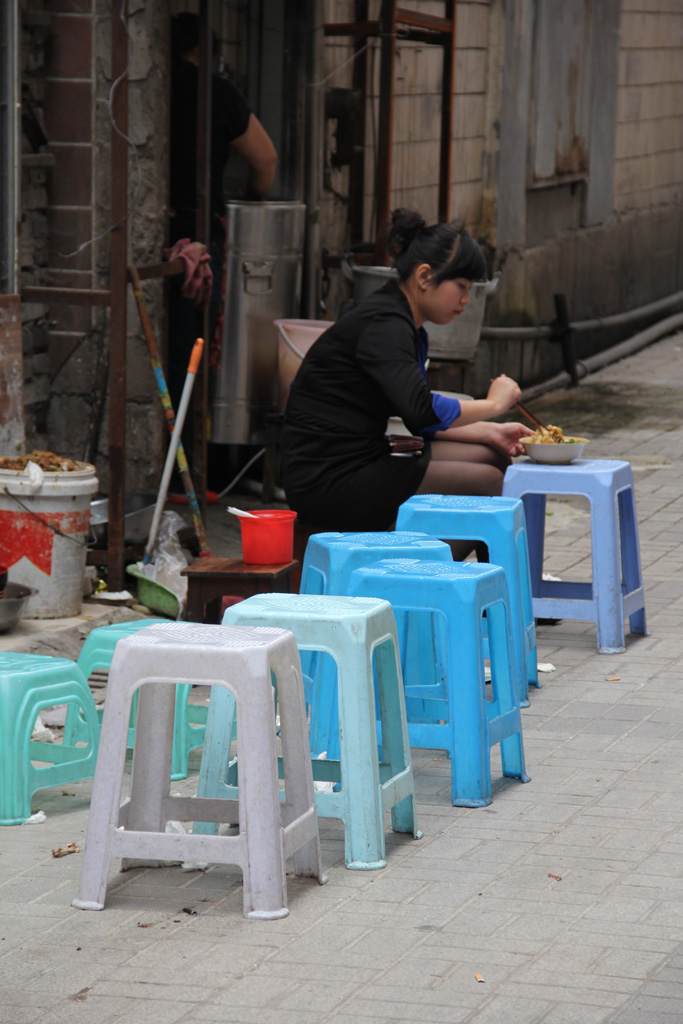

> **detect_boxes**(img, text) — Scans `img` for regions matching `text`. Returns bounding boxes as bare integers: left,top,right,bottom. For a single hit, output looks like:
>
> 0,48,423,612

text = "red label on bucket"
0,509,90,573
240,510,298,565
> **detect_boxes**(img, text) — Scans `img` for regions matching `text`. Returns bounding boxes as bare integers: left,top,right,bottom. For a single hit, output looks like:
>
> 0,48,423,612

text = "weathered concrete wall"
19,4,53,451
19,0,169,493
321,1,683,394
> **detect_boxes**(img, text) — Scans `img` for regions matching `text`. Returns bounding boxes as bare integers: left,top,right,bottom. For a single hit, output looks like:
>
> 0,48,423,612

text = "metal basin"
89,492,158,547
0,583,38,633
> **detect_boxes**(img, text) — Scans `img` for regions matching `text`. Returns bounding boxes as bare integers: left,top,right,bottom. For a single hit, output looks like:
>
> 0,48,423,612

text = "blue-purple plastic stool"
503,459,647,653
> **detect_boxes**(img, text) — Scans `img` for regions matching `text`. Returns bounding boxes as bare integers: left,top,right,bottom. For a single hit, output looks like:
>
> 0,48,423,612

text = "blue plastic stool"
396,495,538,702
300,531,454,756
0,652,100,825
348,559,530,807
63,619,207,779
503,459,647,653
196,593,421,869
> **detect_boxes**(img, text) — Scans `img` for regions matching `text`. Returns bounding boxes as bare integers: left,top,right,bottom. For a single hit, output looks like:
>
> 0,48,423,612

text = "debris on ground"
51,843,80,858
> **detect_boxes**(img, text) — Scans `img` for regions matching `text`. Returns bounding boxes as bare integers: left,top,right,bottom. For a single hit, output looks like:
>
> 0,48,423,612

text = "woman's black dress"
282,280,454,531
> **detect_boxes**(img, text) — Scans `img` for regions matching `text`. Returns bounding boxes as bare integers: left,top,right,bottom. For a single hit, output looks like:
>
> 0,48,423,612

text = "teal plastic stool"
0,652,100,825
396,494,538,702
348,559,530,807
299,531,454,757
503,459,647,653
197,593,421,869
64,619,207,780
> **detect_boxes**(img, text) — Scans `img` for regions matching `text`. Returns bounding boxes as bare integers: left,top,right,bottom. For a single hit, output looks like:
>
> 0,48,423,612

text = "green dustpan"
126,564,180,619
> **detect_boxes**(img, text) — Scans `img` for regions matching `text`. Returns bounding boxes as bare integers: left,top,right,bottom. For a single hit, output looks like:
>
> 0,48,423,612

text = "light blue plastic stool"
0,652,100,825
195,593,421,869
347,559,530,807
63,619,208,779
503,459,647,653
299,531,454,756
396,495,538,702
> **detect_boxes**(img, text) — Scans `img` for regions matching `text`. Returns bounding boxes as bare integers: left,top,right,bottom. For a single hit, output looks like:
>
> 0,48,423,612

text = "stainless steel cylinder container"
210,201,306,445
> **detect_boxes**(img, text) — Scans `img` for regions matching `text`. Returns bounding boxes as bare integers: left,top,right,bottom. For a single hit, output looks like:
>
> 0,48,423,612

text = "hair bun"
387,208,426,257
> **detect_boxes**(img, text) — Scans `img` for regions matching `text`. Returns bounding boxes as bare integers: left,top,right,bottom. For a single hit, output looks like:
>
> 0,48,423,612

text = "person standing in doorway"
167,12,278,472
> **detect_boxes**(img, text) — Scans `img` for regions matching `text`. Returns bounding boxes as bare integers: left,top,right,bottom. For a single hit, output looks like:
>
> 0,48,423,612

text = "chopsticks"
516,401,547,432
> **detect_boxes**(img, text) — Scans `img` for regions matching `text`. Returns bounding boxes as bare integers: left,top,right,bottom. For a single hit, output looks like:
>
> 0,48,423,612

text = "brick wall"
615,3,683,212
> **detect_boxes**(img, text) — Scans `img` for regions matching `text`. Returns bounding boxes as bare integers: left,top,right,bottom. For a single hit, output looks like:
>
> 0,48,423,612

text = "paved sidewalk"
1,333,683,1024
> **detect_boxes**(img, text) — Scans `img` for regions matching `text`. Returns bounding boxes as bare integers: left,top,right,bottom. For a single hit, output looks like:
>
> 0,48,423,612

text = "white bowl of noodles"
520,425,589,465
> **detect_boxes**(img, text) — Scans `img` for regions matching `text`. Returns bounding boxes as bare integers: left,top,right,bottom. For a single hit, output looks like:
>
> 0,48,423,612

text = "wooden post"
108,0,129,590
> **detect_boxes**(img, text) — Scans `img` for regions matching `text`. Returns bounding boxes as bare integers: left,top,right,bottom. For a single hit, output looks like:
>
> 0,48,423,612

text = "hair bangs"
434,232,487,284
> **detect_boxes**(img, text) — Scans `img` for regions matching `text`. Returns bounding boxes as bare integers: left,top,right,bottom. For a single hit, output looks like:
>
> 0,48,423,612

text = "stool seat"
0,653,99,825
216,593,421,869
72,622,326,919
63,619,205,780
396,494,538,701
348,559,530,807
503,459,647,653
181,557,298,623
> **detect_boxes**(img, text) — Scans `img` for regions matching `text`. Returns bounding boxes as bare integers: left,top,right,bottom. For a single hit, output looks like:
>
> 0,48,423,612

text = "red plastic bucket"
239,510,298,564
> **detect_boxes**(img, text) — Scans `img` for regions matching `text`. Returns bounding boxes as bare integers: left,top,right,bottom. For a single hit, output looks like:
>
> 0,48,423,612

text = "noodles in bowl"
520,425,589,464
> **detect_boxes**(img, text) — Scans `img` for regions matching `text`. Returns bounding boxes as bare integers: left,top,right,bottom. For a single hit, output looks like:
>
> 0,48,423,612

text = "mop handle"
145,338,204,561
128,264,211,557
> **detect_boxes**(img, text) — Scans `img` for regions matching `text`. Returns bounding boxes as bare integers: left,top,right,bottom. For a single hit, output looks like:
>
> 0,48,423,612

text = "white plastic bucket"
274,319,329,410
0,461,98,618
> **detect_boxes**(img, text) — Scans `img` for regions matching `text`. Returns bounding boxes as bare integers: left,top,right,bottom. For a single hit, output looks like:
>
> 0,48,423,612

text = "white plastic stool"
72,622,326,919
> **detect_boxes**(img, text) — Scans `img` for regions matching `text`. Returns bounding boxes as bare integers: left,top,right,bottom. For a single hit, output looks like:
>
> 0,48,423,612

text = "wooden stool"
181,557,298,623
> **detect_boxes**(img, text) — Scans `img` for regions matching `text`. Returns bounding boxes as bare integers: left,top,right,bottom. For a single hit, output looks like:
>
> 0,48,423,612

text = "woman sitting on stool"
282,208,533,557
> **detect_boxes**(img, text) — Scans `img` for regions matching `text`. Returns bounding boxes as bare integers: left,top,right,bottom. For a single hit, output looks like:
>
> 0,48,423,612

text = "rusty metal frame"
325,1,457,261
21,0,214,591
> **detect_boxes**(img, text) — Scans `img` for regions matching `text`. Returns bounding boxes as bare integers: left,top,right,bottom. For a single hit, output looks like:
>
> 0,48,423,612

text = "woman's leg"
415,441,511,560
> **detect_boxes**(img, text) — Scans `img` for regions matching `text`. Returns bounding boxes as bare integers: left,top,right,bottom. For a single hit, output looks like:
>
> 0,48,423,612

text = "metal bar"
438,0,456,222
396,7,452,32
324,21,379,37
0,0,20,294
135,258,185,280
193,0,212,518
20,286,112,307
374,0,397,260
350,0,369,245
107,0,129,591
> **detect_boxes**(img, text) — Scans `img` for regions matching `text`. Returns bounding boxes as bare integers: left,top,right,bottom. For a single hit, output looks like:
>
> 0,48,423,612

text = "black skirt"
281,423,431,531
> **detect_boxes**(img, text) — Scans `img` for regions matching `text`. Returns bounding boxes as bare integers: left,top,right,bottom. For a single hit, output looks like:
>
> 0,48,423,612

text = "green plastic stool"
64,619,208,780
0,652,100,825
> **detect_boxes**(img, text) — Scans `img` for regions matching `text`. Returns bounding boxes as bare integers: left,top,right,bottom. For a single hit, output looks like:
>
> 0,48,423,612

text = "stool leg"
273,653,326,883
336,643,386,868
0,700,35,825
486,600,529,783
591,487,627,653
374,636,420,838
170,684,193,781
618,487,647,637
516,528,540,690
447,610,492,807
73,683,138,910
309,655,340,760
194,685,237,835
521,494,547,596
233,677,289,919
120,683,175,869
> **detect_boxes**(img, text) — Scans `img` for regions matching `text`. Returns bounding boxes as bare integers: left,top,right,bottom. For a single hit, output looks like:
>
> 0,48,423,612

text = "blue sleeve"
417,391,461,438
414,328,460,437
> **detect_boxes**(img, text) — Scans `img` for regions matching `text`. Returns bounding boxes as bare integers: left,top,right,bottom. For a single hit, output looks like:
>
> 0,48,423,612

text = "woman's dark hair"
386,208,487,283
171,12,219,64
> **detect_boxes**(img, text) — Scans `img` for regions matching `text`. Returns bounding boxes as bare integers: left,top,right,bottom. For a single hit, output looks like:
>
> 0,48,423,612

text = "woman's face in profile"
421,277,472,325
